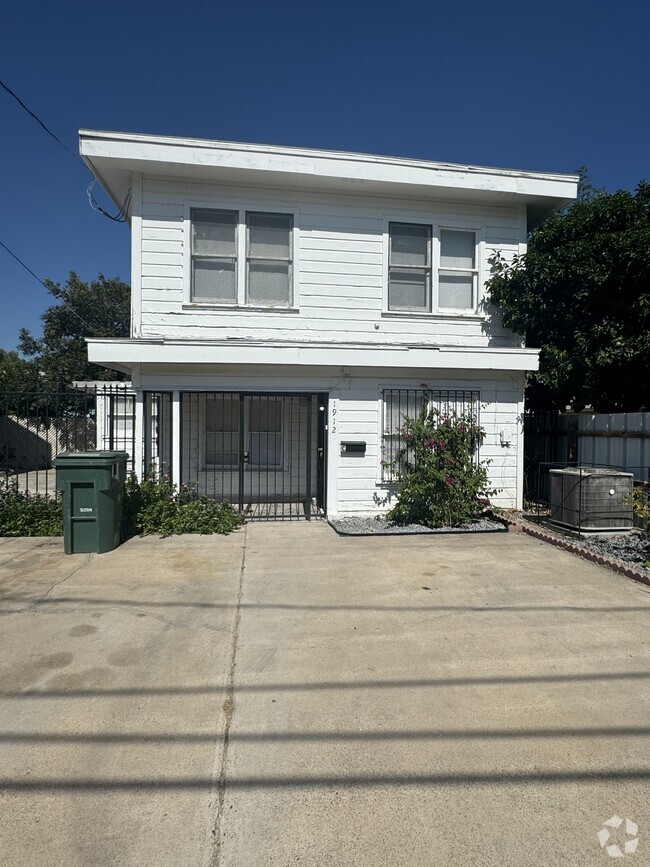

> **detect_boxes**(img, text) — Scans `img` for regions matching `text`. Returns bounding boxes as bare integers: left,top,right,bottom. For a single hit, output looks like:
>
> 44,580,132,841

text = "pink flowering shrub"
385,402,496,528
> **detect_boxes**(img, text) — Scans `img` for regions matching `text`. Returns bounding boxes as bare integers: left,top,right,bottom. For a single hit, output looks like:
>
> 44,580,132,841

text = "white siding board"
138,177,523,348
142,252,183,265
300,262,383,277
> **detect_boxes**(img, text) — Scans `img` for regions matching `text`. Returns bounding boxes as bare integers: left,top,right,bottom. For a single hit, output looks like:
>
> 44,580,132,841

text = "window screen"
388,223,431,311
438,229,476,310
191,210,238,303
205,395,239,466
248,398,283,467
247,213,293,305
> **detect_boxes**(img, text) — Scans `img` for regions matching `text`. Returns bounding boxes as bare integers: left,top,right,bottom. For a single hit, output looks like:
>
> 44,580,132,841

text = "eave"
79,130,578,226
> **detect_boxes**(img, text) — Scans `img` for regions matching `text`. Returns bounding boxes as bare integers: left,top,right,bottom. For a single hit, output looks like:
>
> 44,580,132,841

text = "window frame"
245,211,294,308
184,201,300,310
199,394,289,471
382,217,484,317
437,227,479,313
387,221,432,313
190,208,239,305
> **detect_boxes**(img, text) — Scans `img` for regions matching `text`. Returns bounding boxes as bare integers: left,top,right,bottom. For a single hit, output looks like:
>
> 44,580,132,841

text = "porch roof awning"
87,338,540,374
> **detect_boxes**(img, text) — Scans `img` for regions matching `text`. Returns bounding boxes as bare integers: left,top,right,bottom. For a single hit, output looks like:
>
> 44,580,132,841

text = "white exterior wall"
137,366,524,514
134,176,524,347
328,372,522,515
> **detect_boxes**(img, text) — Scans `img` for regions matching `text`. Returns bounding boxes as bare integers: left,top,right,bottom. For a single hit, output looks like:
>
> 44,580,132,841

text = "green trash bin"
55,451,129,554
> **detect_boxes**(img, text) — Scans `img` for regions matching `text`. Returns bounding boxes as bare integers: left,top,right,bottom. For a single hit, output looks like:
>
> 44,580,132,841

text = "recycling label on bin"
71,482,95,518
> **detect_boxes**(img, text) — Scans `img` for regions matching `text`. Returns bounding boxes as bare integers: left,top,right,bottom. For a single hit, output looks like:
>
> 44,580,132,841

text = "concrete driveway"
0,525,648,866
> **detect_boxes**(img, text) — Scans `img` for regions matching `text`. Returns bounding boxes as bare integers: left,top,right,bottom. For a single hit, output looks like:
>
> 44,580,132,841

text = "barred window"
381,388,480,482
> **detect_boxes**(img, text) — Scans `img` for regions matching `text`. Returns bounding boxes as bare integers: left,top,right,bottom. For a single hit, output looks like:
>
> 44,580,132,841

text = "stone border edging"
506,519,650,587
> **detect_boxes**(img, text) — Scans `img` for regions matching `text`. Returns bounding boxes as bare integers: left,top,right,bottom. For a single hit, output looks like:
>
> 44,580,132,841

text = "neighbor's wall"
133,176,525,348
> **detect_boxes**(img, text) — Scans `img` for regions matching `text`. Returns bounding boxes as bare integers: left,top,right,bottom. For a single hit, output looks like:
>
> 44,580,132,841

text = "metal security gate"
181,392,327,520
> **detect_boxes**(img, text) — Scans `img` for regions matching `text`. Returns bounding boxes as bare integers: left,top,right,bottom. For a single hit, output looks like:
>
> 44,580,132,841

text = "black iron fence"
1,385,135,498
180,392,323,520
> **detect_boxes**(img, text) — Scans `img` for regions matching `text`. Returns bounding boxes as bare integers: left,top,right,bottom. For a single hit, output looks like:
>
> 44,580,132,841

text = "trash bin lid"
54,450,129,466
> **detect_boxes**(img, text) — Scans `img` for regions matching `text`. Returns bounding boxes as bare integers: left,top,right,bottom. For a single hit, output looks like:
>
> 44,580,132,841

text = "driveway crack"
206,525,248,867
29,554,94,609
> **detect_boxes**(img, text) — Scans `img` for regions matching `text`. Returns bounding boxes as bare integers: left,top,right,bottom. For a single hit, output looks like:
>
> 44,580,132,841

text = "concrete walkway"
0,525,648,865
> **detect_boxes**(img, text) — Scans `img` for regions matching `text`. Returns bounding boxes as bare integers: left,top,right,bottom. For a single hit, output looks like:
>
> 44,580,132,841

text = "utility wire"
0,77,128,222
0,239,94,332
0,78,85,168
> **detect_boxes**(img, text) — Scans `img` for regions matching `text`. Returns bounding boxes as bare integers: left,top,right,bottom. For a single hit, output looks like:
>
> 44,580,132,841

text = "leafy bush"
123,468,244,538
628,483,650,530
0,475,63,536
385,403,496,528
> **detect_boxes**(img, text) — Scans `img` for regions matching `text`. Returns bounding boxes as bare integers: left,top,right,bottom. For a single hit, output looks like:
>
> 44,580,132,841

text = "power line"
0,78,85,169
0,77,128,222
0,239,94,331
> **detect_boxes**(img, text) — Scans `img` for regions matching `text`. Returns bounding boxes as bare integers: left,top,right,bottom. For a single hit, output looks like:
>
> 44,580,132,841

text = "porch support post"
134,390,144,480
305,394,312,519
172,390,181,488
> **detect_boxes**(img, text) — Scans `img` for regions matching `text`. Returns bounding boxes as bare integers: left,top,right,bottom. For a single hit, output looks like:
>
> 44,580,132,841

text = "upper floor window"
247,212,293,306
192,209,238,304
190,208,294,307
438,229,477,311
388,223,432,312
386,222,478,314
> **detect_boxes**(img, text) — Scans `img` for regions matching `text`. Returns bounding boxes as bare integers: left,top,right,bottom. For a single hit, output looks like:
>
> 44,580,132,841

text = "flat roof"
79,129,578,224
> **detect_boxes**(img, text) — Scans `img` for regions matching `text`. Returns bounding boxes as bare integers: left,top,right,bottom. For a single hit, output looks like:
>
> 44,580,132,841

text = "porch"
139,391,327,520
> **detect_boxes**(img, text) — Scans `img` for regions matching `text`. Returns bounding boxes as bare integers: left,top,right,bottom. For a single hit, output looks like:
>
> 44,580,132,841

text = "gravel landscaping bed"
557,528,649,574
329,516,507,536
519,513,650,577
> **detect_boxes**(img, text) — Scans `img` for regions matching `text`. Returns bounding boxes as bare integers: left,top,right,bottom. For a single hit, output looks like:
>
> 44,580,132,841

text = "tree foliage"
17,272,130,390
0,348,42,392
487,181,650,411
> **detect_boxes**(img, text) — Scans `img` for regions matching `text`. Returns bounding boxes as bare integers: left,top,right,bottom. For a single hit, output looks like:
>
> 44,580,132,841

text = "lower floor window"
205,395,284,469
381,388,480,481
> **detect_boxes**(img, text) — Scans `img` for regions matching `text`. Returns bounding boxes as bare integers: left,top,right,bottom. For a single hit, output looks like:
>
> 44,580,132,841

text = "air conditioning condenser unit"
548,467,634,532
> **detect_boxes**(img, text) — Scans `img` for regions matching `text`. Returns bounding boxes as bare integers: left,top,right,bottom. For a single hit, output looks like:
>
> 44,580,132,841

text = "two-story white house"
81,131,577,519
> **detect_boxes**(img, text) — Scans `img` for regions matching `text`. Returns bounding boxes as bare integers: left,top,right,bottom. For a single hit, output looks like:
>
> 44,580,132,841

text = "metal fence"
525,410,650,504
180,392,324,520
1,385,135,498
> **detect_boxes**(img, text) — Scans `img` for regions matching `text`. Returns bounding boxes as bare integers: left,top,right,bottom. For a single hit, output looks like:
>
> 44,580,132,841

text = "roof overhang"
87,338,540,375
79,130,578,226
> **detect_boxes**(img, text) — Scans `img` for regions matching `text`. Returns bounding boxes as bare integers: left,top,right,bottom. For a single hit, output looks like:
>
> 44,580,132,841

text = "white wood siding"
136,177,523,347
138,367,522,513
329,372,521,514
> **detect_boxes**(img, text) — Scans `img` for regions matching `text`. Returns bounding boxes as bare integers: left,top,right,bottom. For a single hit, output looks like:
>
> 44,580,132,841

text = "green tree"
487,181,650,411
18,272,130,390
0,348,41,392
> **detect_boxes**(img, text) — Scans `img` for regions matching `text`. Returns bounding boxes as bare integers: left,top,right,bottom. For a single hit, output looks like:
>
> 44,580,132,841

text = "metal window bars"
381,388,480,482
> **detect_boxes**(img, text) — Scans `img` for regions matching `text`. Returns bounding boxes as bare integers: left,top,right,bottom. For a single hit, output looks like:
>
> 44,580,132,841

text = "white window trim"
198,394,290,471
183,200,300,310
382,217,485,317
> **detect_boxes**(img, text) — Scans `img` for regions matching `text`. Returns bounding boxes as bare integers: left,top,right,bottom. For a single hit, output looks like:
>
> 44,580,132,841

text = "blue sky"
1,0,648,350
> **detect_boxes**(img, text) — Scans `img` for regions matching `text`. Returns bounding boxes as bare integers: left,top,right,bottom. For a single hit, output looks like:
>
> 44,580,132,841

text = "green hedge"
0,477,63,537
